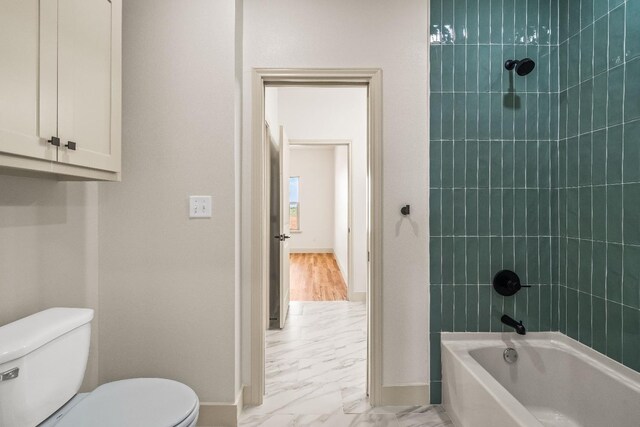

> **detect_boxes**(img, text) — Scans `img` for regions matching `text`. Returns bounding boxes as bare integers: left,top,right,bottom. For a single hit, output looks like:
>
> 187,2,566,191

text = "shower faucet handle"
493,270,530,296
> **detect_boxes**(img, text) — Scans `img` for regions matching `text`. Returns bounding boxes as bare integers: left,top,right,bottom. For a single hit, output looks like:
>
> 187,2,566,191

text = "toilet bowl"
0,308,199,427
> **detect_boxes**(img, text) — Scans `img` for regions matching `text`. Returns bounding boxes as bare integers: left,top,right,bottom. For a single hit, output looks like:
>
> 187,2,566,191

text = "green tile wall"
429,0,559,403
557,0,640,373
429,0,640,405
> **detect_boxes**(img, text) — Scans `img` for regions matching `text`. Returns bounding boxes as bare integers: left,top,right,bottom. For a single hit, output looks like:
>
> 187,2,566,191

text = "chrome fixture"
0,367,19,382
503,347,519,364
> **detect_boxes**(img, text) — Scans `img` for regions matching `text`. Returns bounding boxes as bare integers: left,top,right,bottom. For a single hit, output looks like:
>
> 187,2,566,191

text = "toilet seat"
55,378,199,427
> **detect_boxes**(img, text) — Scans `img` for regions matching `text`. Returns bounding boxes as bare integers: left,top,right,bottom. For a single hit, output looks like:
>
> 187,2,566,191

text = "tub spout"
501,314,526,335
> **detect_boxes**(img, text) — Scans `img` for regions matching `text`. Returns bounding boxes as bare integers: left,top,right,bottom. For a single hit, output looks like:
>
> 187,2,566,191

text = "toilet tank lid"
0,308,94,365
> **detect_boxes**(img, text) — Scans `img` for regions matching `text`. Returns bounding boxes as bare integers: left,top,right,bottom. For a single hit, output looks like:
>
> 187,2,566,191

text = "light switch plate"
189,196,212,218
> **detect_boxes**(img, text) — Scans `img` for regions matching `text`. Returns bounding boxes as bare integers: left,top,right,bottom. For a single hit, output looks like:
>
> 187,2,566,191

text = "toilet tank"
0,308,94,427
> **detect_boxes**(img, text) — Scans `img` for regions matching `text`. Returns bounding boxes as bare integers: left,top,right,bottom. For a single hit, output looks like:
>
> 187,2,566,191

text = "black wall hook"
401,205,410,216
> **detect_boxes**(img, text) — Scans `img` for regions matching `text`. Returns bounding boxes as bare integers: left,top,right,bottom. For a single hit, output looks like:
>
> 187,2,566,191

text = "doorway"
287,140,352,303
266,86,368,328
248,69,383,407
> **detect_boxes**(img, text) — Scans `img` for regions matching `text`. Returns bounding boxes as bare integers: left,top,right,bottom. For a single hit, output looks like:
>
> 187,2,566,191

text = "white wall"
99,0,241,404
334,146,349,285
1,0,429,409
0,177,100,392
276,87,367,294
243,0,429,387
0,0,244,409
289,146,335,251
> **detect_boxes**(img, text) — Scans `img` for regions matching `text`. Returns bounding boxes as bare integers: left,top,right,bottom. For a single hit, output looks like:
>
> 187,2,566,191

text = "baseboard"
350,291,366,302
196,403,236,427
334,251,348,284
197,386,244,427
242,385,255,406
380,384,429,406
289,248,333,253
235,387,244,424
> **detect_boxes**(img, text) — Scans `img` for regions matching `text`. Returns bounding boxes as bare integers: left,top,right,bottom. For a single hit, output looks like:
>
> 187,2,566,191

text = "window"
289,176,300,231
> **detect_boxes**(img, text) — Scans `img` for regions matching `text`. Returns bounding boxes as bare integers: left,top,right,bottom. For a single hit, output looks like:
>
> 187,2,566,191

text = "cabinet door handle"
47,136,60,146
65,141,77,151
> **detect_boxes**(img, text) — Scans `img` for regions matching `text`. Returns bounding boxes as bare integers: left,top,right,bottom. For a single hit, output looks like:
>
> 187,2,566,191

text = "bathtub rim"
441,331,640,427
441,331,640,390
441,334,544,427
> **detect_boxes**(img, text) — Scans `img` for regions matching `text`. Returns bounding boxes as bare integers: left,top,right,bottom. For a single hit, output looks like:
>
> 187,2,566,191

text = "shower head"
504,58,536,76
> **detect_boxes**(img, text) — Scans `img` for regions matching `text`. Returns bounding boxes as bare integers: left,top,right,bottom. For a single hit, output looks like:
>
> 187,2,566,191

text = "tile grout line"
438,0,444,346
523,0,529,325
488,0,493,332
589,4,596,345
619,0,627,363
537,0,542,328
512,0,518,321
576,0,583,341
476,0,481,331
463,0,469,331
451,0,458,329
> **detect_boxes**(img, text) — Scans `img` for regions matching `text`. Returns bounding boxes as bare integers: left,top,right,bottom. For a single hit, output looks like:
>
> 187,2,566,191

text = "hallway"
290,253,348,301
240,301,452,426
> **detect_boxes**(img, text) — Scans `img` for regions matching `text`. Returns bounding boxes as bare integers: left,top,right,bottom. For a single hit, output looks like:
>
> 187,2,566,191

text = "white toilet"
0,308,199,427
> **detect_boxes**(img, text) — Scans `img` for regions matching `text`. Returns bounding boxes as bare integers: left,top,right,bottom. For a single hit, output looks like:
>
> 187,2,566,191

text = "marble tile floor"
240,301,452,426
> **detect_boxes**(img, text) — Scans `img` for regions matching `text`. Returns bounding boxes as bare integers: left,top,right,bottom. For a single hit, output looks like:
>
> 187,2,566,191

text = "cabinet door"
57,0,120,173
0,0,57,161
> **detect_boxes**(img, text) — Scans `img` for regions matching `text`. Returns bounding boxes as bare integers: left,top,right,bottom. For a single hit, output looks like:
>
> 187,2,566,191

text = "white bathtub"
441,332,640,427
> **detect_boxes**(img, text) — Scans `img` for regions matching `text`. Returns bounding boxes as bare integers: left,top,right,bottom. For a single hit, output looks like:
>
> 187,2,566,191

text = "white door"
279,126,291,328
57,0,119,172
0,0,57,161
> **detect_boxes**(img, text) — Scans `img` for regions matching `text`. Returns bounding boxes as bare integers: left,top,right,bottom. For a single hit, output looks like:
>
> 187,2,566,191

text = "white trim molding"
197,387,244,427
248,68,383,407
350,291,366,302
380,384,430,406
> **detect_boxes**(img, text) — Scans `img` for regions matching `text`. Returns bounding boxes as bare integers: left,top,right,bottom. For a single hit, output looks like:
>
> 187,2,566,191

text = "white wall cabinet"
0,0,121,181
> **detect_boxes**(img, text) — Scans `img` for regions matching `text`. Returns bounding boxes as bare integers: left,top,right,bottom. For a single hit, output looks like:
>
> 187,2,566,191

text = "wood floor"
289,253,348,301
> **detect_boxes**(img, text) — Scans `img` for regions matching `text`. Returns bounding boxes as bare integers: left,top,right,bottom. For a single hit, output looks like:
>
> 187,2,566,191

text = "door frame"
288,139,354,301
248,68,383,406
